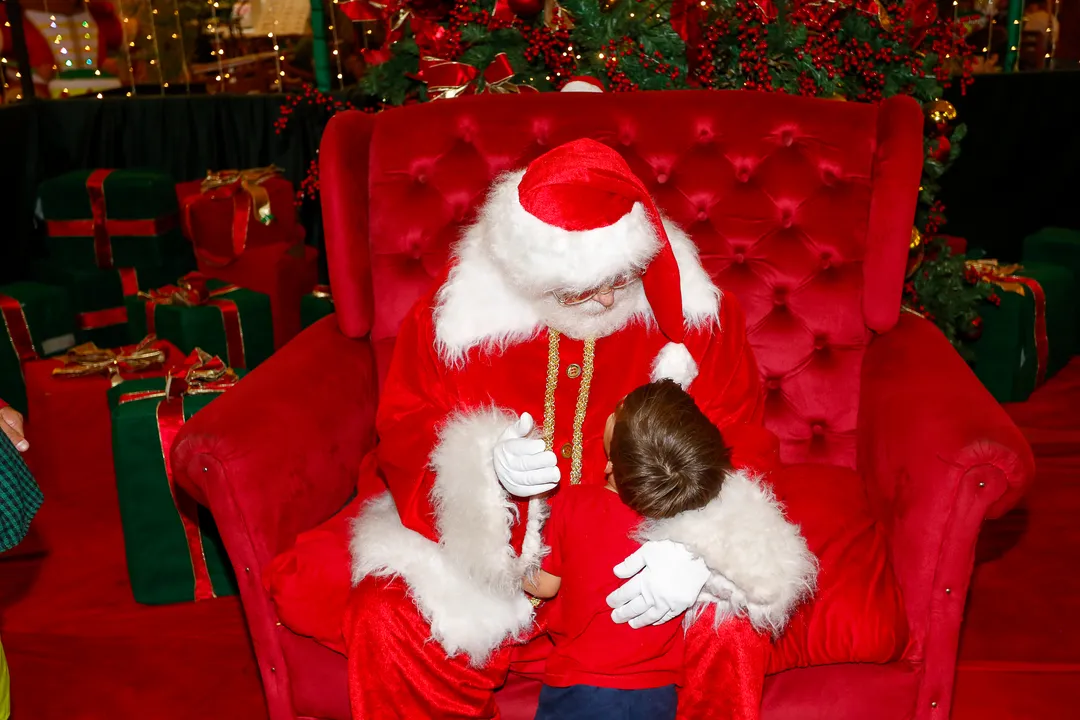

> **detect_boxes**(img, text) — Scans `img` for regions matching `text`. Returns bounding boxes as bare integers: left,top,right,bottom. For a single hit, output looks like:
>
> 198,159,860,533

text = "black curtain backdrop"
2,74,1079,282
942,71,1080,260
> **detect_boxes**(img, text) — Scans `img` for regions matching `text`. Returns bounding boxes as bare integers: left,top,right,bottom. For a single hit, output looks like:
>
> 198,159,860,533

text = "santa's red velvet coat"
346,172,816,719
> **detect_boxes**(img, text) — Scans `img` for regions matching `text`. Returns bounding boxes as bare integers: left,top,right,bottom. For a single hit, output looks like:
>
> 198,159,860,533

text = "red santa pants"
345,577,770,720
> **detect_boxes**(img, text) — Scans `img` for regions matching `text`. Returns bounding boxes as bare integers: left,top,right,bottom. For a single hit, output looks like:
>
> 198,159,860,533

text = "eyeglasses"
552,270,642,306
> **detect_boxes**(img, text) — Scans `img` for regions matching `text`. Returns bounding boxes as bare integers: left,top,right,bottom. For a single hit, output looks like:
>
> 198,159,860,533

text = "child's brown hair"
609,379,731,519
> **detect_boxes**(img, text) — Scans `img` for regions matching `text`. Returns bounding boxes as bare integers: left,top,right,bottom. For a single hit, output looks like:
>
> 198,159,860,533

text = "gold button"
566,363,582,379
560,443,572,459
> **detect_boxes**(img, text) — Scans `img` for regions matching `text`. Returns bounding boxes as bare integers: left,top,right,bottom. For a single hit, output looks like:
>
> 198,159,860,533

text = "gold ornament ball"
907,228,925,279
926,100,957,134
910,227,923,250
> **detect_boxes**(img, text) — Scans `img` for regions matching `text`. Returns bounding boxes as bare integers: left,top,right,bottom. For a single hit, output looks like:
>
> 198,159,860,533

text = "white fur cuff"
350,407,551,665
639,470,817,636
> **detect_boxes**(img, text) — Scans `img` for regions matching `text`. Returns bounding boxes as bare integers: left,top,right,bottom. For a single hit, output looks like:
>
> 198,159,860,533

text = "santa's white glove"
606,540,709,629
493,413,560,498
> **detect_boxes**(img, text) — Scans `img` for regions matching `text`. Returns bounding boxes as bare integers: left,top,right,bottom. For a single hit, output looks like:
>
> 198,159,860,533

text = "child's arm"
523,569,561,599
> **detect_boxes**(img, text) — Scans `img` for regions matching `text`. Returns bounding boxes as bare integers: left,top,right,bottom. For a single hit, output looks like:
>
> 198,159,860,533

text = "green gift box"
108,368,242,605
971,261,1077,403
0,282,76,414
38,169,193,272
1023,228,1080,348
33,260,189,348
300,285,334,330
126,278,274,370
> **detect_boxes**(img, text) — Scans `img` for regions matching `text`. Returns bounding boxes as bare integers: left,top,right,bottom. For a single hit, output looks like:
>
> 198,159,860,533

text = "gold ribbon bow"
165,348,240,400
52,336,168,386
200,166,283,226
965,259,1030,296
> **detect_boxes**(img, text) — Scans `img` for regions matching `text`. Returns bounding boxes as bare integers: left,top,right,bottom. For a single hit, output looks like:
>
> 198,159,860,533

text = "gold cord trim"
542,329,596,485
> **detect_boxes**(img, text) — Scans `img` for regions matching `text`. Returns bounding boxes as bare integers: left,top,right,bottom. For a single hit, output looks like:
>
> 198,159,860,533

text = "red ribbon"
1,294,39,381
76,306,128,331
1004,275,1050,387
46,170,180,270
73,267,140,333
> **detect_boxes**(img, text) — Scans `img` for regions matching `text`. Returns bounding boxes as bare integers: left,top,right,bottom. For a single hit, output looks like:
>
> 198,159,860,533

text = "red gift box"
177,168,299,268
24,338,185,488
194,242,319,349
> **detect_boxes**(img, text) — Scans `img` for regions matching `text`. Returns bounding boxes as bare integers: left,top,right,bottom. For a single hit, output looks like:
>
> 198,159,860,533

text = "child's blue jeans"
534,684,677,720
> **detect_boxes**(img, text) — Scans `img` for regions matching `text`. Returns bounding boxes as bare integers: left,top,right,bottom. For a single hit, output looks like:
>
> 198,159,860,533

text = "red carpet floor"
2,360,1078,719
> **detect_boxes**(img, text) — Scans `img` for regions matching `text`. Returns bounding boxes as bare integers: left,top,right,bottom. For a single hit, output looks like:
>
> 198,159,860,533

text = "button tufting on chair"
733,252,746,265
811,421,826,436
697,209,709,222
781,209,794,228
736,167,752,183
656,172,669,184
814,335,828,350
765,377,782,391
820,253,833,269
780,130,794,147
773,287,788,305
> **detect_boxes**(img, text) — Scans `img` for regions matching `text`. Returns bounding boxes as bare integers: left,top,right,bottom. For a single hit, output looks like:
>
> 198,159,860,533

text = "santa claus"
345,138,817,718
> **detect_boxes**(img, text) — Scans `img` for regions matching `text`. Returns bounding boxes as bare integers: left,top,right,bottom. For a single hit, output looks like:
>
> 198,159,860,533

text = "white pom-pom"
650,342,698,389
560,77,605,93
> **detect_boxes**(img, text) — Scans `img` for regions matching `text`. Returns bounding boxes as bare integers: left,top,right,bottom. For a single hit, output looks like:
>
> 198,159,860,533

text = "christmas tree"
283,0,994,354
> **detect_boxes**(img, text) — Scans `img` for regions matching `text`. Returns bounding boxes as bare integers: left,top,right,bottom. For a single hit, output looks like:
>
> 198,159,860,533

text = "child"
523,379,732,720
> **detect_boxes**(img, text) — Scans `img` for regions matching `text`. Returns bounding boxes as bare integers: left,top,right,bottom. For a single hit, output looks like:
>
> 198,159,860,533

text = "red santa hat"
517,138,685,346
560,76,605,93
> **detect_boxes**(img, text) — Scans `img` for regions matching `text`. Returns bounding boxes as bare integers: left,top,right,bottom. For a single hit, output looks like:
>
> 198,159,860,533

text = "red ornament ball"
929,135,951,163
508,0,545,17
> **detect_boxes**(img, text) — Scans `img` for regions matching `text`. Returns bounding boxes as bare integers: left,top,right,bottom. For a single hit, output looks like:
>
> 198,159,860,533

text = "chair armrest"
857,313,1033,715
172,315,378,570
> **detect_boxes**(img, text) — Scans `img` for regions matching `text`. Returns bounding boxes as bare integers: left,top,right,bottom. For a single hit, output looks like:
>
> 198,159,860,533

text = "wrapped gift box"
23,338,185,486
0,282,76,415
107,353,243,605
301,284,334,330
125,276,274,370
1023,228,1080,347
176,167,299,268
39,169,192,271
970,260,1077,403
198,243,319,348
33,260,188,348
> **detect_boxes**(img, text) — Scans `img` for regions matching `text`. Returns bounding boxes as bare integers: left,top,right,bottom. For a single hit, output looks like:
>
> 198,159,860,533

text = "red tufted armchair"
172,91,1033,720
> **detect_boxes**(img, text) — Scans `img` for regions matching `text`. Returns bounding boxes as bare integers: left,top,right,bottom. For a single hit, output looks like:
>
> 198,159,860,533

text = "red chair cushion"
262,453,387,655
766,464,908,673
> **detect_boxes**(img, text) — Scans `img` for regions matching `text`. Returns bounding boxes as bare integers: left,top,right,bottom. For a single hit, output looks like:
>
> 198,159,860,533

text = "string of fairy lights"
330,0,345,89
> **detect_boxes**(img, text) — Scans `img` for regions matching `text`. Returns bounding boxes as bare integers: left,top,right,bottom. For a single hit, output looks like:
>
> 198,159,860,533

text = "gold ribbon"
164,348,240,400
200,166,283,226
52,336,168,386
965,259,1030,296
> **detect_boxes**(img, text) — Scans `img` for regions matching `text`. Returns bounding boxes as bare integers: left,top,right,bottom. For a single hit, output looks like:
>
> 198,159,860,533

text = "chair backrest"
321,91,923,468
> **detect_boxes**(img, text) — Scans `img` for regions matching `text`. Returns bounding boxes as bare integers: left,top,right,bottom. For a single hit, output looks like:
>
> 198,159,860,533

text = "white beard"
534,281,651,340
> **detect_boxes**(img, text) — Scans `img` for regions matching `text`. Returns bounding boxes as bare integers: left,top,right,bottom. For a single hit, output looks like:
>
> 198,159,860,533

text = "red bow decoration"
418,53,537,100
